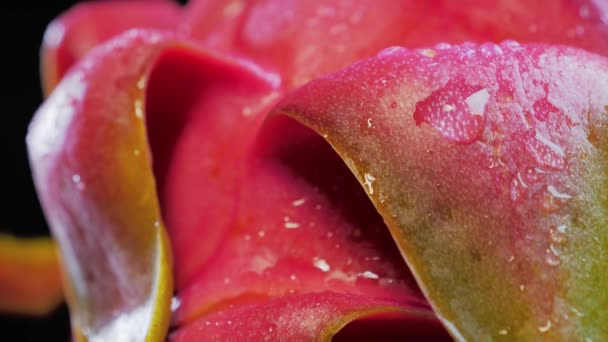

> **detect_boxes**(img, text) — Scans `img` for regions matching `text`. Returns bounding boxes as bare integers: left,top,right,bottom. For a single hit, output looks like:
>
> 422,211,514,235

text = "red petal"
274,41,608,340
171,292,449,341
41,0,181,94
28,29,177,341
182,0,608,87
173,115,426,326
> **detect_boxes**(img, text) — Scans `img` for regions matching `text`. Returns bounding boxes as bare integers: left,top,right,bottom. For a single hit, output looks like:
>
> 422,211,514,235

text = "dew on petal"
291,198,306,206
413,81,488,144
538,320,552,333
359,271,380,279
312,257,331,272
363,173,376,195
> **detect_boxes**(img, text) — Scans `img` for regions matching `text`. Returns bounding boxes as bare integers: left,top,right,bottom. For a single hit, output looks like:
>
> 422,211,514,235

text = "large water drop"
413,80,489,144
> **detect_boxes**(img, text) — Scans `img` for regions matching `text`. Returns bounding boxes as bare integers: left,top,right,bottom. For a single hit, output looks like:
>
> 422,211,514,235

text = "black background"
1,2,78,341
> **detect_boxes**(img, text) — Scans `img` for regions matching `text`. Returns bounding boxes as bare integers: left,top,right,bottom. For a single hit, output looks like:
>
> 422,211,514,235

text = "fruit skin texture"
22,0,608,341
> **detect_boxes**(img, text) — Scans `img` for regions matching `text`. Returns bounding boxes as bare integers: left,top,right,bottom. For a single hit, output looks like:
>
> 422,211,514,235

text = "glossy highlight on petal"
0,234,63,316
28,30,178,341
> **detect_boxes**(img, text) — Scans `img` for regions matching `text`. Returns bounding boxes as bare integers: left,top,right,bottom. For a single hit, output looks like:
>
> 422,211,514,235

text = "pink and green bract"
15,0,608,341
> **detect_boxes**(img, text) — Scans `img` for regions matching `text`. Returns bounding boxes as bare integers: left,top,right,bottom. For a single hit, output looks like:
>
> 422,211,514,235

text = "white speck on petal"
313,258,331,272
360,271,380,279
292,198,306,206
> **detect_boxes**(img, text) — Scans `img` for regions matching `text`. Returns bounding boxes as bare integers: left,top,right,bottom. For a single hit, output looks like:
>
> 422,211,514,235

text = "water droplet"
546,253,561,266
498,329,508,335
292,198,306,206
290,274,297,281
136,76,147,90
313,257,331,272
538,320,552,333
258,230,265,238
363,173,376,195
227,320,232,325
508,255,515,263
367,118,373,128
390,101,397,109
413,82,489,144
465,88,490,116
550,228,565,244
72,174,81,183
132,148,141,156
154,220,161,229
134,99,144,119
359,271,380,279
571,307,584,317
549,244,561,258
171,296,181,312
223,277,231,285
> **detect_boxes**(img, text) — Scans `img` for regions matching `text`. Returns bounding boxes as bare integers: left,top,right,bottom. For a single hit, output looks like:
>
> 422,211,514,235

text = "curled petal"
274,42,608,340
144,35,282,289
28,30,177,341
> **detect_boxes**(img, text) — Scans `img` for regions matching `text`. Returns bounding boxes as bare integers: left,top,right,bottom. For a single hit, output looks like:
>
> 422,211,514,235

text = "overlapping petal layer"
171,292,448,341
28,30,175,341
182,0,608,86
274,42,608,340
